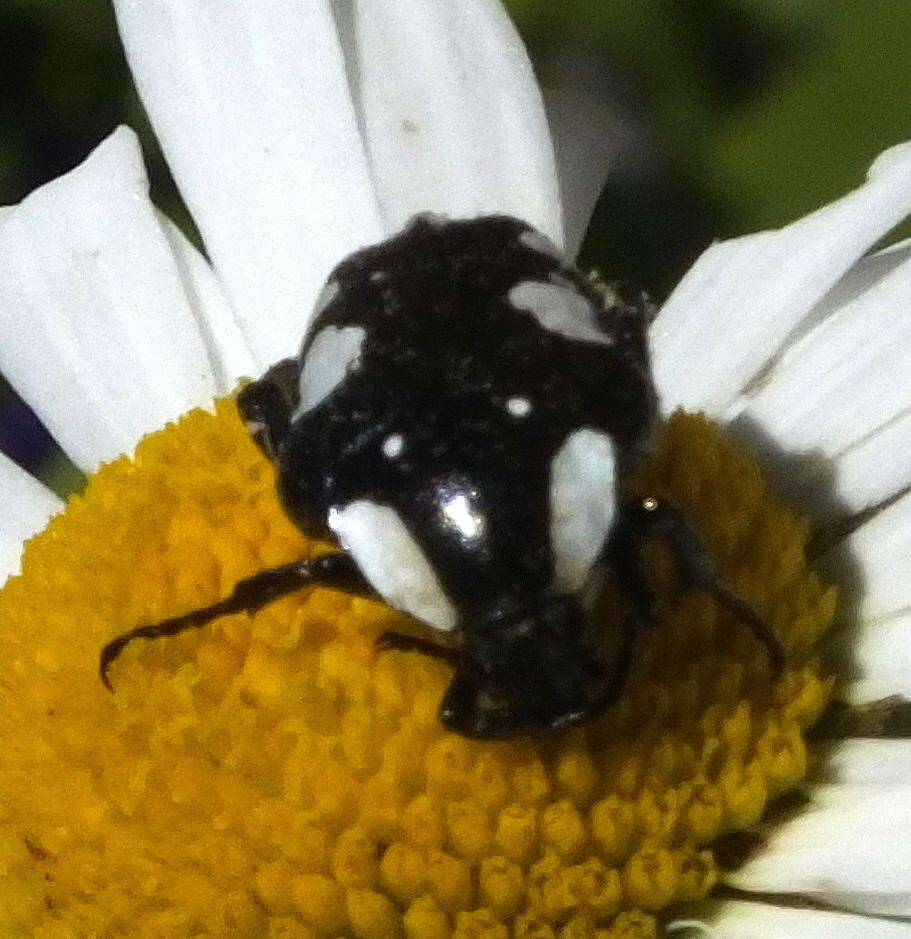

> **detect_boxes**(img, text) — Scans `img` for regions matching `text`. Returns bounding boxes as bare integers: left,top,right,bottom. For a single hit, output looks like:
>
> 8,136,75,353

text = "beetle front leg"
620,497,785,675
100,552,377,689
237,358,300,462
375,631,463,667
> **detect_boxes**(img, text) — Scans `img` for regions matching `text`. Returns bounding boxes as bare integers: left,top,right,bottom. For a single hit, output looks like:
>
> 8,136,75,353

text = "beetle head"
439,596,611,739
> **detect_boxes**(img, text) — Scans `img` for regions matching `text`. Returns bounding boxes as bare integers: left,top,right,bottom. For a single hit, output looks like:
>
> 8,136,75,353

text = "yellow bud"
425,850,473,912
347,888,403,939
719,760,768,830
623,847,678,910
332,826,378,888
555,748,598,805
540,800,587,860
403,896,451,939
604,909,657,938
401,793,446,850
254,859,296,913
291,874,347,934
676,849,717,902
684,783,723,843
454,908,509,939
512,757,551,805
494,803,538,864
514,914,556,938
478,855,525,918
589,797,636,863
267,917,318,939
381,843,427,904
447,799,493,861
565,858,622,919
470,753,511,810
425,737,474,798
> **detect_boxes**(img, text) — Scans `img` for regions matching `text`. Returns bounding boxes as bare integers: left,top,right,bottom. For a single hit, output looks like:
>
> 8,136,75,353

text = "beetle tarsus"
697,580,785,677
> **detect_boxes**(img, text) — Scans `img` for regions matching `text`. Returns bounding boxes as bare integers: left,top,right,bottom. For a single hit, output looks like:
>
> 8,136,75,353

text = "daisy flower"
0,1,909,935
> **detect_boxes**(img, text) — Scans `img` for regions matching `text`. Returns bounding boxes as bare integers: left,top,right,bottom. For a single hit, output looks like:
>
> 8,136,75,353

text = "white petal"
727,783,911,915
352,0,563,246
0,127,227,472
115,0,386,369
826,739,911,786
544,87,618,260
651,141,911,415
735,251,911,454
156,213,256,390
843,611,911,704
729,247,911,513
830,411,911,515
805,236,911,334
0,454,62,582
831,491,911,623
670,900,911,938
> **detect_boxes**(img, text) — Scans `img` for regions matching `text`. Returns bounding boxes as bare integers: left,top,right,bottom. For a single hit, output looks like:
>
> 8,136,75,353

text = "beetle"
100,214,783,739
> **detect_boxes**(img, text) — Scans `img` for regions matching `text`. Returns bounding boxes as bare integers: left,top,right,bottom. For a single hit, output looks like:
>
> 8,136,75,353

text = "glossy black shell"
275,215,656,622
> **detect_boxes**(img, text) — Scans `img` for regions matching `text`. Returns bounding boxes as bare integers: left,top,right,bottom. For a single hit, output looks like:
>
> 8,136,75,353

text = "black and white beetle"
101,214,783,739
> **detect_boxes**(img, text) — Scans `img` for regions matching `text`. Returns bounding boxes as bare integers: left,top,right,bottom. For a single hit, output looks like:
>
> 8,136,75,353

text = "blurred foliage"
0,0,909,494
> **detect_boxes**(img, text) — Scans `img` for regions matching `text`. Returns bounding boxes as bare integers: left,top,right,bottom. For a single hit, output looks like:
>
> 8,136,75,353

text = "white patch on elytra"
509,279,613,346
382,433,405,459
549,429,616,591
519,227,564,261
506,396,533,418
327,500,458,631
294,324,366,417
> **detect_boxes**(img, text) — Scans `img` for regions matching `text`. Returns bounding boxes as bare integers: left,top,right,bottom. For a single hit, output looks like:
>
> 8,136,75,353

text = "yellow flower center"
0,401,835,937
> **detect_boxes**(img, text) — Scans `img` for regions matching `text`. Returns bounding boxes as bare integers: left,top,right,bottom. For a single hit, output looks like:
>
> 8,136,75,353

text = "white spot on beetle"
519,227,563,261
506,396,533,418
382,433,405,459
369,270,388,283
327,500,458,632
509,279,613,346
549,429,616,591
295,324,366,418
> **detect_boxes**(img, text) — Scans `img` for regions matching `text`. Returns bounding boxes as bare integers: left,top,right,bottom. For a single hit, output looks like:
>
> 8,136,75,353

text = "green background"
1,0,908,497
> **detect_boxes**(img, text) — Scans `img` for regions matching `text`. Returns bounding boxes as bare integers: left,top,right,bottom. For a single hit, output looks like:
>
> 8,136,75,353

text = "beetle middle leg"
620,496,785,675
100,552,377,689
592,509,658,708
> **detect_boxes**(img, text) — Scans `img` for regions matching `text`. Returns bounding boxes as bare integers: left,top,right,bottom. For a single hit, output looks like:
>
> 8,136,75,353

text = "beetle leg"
236,357,300,461
591,511,657,707
623,497,785,676
100,552,376,689
375,631,463,667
